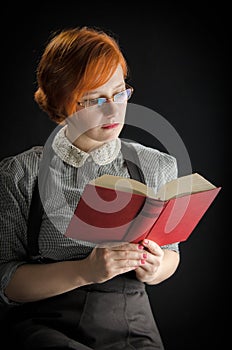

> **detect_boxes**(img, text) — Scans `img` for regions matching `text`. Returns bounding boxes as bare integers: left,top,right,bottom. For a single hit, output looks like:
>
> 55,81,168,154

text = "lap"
21,325,93,350
4,275,164,350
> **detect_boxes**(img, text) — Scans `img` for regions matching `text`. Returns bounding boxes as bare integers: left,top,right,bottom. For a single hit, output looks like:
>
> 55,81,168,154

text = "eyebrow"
83,83,125,97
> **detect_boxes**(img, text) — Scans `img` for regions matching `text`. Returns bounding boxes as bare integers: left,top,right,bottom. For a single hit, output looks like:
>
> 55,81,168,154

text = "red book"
65,173,221,245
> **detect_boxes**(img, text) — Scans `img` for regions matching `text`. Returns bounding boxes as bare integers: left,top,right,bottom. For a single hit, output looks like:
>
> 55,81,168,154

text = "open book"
65,173,221,246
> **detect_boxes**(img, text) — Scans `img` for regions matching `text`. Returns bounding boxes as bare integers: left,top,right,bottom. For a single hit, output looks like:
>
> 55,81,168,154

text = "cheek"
66,103,127,136
65,108,103,141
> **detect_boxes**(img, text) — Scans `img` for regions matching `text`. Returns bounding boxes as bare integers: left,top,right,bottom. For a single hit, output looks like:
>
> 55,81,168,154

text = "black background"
1,2,229,349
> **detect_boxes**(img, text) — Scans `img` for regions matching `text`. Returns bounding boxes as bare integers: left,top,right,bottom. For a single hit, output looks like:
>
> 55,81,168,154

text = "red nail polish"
138,244,144,250
141,259,146,264
143,253,147,259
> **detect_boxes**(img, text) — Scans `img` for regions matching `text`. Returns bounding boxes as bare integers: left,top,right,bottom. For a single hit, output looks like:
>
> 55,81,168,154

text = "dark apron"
5,272,164,350
3,141,164,349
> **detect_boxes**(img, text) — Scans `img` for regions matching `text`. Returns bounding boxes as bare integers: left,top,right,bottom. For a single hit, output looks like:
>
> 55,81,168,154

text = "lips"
101,123,119,129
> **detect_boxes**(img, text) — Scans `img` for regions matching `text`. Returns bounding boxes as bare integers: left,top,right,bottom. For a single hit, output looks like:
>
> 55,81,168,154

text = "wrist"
67,259,93,288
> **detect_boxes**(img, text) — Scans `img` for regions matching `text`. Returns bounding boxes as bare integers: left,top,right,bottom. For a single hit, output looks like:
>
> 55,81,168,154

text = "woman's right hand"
83,242,147,284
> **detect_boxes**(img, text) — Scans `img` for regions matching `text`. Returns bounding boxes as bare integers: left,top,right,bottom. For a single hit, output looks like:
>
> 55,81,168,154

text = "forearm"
4,259,92,303
146,249,180,285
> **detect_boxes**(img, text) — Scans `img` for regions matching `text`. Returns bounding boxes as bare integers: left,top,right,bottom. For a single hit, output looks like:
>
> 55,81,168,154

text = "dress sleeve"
0,153,38,304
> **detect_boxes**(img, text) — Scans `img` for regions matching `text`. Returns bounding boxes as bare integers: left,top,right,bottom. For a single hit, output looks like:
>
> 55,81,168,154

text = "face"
65,65,128,152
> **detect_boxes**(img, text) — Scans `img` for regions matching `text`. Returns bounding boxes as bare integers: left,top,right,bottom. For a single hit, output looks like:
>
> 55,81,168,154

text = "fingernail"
143,253,147,259
138,244,144,250
143,240,149,245
141,259,146,264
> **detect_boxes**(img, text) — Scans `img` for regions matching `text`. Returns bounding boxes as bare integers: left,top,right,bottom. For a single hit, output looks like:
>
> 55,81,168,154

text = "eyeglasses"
77,84,134,108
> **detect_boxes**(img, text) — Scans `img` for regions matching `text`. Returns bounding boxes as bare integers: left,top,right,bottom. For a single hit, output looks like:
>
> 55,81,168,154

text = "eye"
87,98,99,107
114,90,128,103
97,98,107,106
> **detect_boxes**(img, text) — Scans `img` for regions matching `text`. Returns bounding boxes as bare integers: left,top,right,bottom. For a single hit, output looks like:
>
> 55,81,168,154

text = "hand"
135,239,164,283
84,242,147,284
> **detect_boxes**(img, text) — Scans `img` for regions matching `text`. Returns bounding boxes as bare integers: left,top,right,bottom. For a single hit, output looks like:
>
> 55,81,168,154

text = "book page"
89,174,156,198
155,173,216,201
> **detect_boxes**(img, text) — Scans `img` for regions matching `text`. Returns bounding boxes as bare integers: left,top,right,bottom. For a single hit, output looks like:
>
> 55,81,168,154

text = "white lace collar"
52,125,121,168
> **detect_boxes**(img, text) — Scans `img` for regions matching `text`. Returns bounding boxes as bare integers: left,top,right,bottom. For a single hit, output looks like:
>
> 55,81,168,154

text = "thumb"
142,239,163,256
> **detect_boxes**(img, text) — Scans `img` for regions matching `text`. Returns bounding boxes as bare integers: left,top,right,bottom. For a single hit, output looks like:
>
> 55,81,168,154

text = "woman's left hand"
135,239,164,283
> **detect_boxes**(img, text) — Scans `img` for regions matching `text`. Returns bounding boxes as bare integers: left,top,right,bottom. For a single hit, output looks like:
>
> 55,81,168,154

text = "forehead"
84,65,125,96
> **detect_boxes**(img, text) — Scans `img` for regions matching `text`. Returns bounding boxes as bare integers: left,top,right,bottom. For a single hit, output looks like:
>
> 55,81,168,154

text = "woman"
0,26,180,349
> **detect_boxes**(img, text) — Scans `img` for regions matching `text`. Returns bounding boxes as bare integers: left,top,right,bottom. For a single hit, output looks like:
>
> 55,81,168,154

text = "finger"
142,239,163,256
98,242,142,251
112,243,144,251
115,258,146,269
112,250,147,261
136,260,159,274
97,241,128,249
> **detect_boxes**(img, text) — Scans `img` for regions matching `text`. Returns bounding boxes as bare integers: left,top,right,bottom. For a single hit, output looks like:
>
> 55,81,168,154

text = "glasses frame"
77,83,134,108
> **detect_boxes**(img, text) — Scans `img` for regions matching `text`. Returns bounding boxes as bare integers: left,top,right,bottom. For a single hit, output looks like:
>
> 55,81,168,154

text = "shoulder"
123,141,177,172
0,146,43,181
120,140,178,188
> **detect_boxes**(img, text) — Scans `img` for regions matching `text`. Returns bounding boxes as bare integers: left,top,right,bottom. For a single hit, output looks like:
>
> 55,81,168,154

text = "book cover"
65,183,147,243
65,173,221,245
127,187,221,245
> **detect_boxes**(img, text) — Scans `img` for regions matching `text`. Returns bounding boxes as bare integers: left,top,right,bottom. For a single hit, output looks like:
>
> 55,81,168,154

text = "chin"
88,124,123,145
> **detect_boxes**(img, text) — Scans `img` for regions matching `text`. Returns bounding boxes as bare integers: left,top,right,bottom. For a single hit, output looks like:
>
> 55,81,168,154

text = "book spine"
124,197,165,243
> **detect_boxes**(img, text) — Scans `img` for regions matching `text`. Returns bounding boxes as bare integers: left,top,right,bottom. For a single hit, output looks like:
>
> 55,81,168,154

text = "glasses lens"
114,89,132,103
126,88,132,100
80,87,133,108
84,98,106,107
97,98,107,106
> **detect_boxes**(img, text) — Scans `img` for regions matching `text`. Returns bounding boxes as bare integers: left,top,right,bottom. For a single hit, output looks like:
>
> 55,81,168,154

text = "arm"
5,259,92,303
135,239,180,285
5,242,149,303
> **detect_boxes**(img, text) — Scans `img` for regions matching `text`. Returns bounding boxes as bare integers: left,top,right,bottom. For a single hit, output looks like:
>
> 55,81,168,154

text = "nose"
106,97,114,103
102,99,119,117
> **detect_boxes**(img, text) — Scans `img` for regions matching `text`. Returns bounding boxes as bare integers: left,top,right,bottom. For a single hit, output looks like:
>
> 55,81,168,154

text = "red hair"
34,26,128,123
